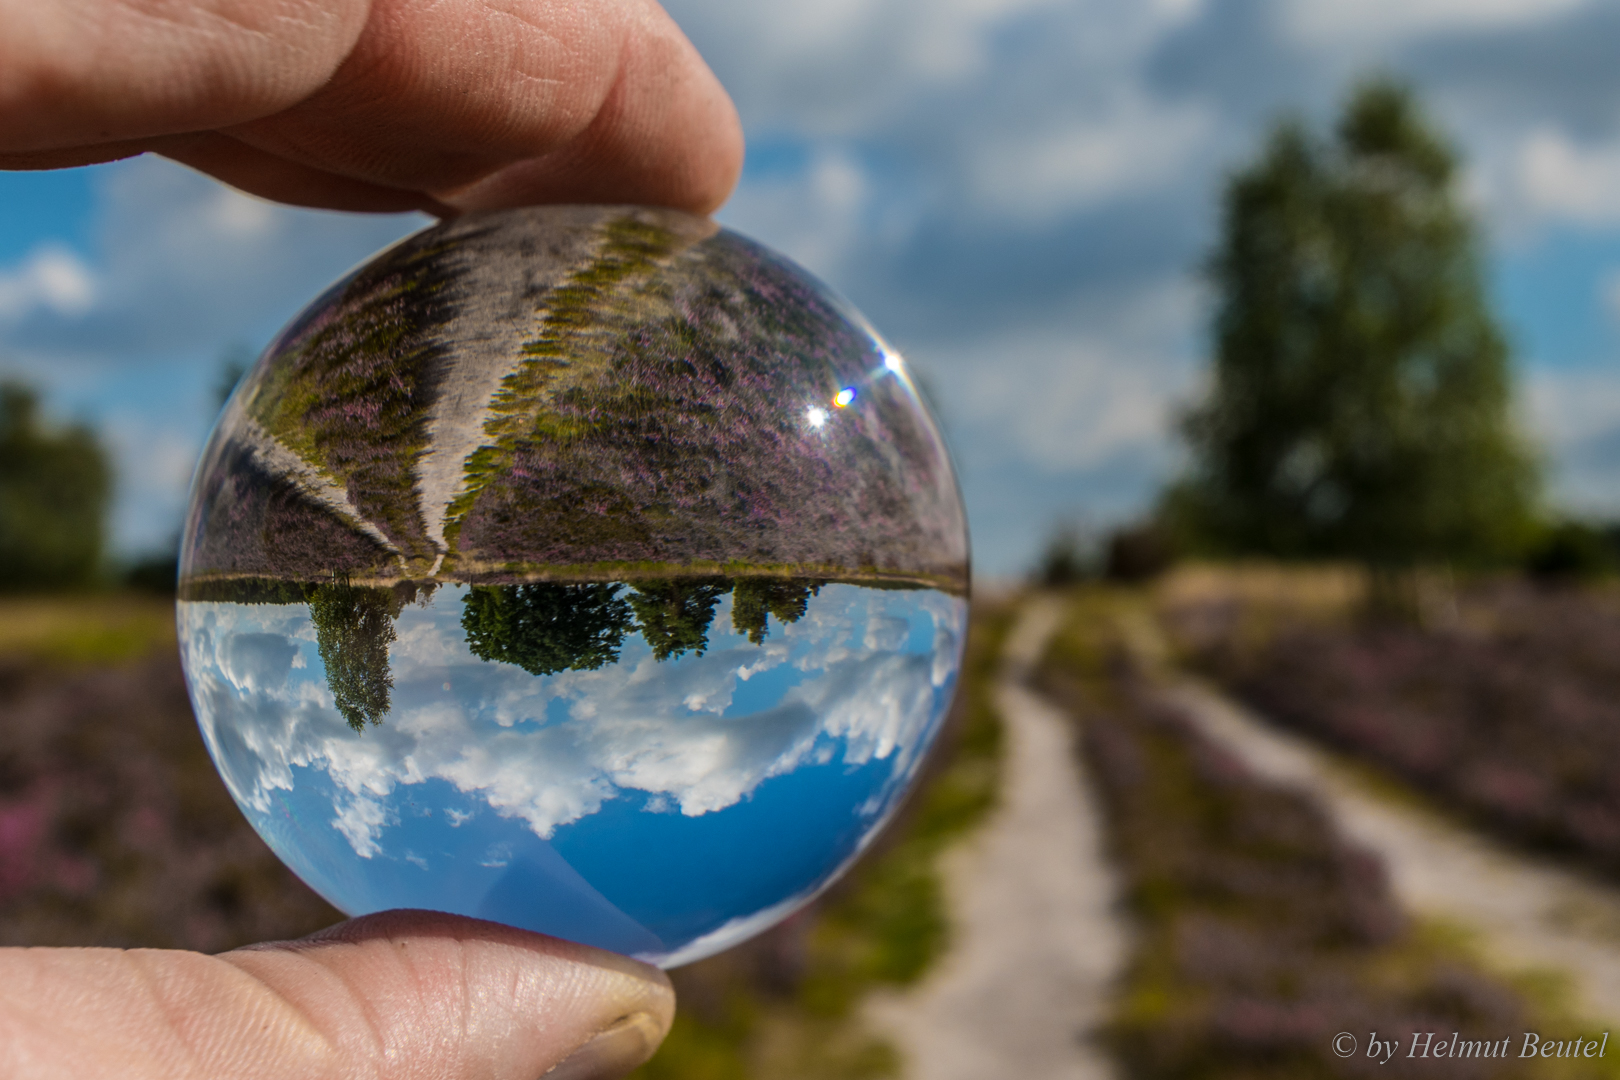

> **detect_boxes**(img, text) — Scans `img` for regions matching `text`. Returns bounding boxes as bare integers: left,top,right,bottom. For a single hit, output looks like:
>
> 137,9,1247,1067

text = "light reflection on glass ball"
177,206,969,966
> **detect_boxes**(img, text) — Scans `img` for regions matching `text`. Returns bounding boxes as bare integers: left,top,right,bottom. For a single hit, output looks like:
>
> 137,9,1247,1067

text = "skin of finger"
436,0,743,215
223,0,743,213
150,131,460,214
0,0,369,152
0,911,675,1080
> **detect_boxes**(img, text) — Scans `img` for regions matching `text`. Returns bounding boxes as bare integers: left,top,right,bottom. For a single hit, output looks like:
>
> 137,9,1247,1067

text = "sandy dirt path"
226,409,401,559
412,212,606,556
867,597,1126,1080
1165,678,1620,1025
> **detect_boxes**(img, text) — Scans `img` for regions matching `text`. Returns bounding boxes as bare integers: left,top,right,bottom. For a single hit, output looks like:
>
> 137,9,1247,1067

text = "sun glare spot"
807,406,828,428
834,387,856,408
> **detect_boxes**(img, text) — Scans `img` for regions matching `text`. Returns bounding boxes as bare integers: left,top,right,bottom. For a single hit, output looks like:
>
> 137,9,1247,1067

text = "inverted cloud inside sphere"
182,585,963,860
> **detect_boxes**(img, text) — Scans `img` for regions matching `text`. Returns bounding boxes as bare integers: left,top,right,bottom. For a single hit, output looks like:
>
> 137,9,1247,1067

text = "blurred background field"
0,591,339,951
1038,580,1620,1080
14,2,1620,1078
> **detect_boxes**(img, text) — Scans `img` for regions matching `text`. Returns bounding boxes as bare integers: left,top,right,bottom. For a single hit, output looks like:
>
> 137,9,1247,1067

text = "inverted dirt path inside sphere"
867,596,1126,1080
229,408,400,559
412,216,605,557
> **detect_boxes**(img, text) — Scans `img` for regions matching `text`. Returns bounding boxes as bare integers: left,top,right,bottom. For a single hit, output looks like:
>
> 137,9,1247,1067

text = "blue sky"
6,0,1620,575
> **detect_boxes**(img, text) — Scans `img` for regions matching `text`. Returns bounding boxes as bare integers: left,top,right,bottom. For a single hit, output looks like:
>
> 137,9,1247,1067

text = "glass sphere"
177,206,969,966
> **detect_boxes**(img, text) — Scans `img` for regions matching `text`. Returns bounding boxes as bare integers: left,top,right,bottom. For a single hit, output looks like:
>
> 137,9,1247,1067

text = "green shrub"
0,382,111,592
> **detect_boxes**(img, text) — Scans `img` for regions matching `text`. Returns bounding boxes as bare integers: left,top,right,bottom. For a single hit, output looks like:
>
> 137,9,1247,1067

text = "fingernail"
544,1012,664,1080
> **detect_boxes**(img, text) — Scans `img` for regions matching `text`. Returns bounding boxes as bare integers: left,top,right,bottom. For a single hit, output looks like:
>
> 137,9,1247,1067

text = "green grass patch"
0,594,175,667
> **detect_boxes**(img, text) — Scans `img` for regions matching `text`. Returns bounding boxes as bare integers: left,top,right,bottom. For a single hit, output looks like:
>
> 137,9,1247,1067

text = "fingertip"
434,0,744,216
638,0,745,214
682,73,745,216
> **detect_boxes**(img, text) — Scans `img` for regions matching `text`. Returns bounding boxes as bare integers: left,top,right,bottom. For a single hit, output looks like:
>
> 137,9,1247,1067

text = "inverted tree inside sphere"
177,206,970,966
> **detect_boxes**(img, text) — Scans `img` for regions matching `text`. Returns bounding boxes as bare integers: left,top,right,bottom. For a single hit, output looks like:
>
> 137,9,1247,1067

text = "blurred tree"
1104,521,1178,583
629,578,730,661
462,582,635,675
308,581,397,732
1035,524,1093,587
730,578,821,644
213,344,254,410
122,542,180,594
0,381,112,591
1169,82,1538,568
1524,520,1618,582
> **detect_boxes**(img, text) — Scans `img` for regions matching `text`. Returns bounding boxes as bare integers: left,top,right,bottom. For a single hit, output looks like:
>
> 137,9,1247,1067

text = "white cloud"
670,0,1074,133
332,796,391,859
967,96,1214,220
718,149,871,283
1284,0,1592,46
1527,366,1620,451
220,632,299,695
102,414,204,553
1516,128,1620,226
0,245,97,321
864,615,911,651
89,160,424,346
205,185,278,238
925,280,1203,473
1524,366,1620,514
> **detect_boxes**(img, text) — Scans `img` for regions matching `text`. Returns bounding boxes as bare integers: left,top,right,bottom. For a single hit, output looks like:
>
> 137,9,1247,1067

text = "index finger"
0,0,743,215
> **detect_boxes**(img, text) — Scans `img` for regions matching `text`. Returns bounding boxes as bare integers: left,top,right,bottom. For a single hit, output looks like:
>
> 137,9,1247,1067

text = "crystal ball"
177,206,969,966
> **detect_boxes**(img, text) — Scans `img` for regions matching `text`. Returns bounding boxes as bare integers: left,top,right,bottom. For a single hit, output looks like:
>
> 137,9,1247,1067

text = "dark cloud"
1402,4,1620,135
870,193,1211,340
1147,0,1326,119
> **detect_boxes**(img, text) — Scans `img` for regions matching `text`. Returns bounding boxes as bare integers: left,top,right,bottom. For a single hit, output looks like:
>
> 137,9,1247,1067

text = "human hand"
0,909,675,1080
2,7,720,1075
0,0,743,216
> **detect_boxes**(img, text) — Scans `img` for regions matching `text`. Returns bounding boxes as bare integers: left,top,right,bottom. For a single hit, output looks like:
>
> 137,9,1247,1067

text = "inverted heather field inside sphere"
181,206,966,592
179,578,965,964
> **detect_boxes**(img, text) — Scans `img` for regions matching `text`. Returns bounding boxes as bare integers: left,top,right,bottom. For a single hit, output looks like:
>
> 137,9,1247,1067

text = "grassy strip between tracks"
1038,587,1620,1080
631,596,1015,1080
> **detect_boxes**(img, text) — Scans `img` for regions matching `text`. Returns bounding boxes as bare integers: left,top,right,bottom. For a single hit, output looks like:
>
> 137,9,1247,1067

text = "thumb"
0,909,674,1080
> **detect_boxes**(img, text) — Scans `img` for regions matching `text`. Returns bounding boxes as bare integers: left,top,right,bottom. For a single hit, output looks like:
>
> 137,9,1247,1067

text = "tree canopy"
729,577,820,644
0,381,112,591
1169,82,1538,567
308,581,398,732
626,578,731,661
462,576,826,674
462,582,636,676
